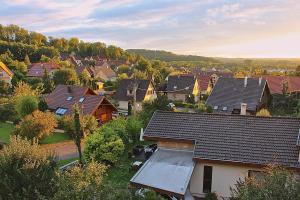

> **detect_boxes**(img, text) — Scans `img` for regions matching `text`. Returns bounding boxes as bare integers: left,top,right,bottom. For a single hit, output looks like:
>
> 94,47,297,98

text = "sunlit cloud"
1,0,300,57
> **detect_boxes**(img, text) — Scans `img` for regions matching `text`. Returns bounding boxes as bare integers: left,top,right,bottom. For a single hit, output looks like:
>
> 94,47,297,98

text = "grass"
0,122,71,144
40,132,71,144
0,122,14,143
103,153,137,189
57,157,78,167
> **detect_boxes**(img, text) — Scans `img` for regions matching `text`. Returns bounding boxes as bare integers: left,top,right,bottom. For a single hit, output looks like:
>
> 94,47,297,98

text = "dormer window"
66,96,73,101
79,97,85,103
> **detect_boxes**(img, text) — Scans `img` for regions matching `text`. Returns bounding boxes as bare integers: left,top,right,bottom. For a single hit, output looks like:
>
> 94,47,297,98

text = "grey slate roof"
206,77,267,112
144,111,300,169
166,75,196,94
115,79,151,102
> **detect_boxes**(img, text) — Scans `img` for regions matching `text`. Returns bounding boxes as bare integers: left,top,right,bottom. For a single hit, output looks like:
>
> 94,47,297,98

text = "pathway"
42,140,85,160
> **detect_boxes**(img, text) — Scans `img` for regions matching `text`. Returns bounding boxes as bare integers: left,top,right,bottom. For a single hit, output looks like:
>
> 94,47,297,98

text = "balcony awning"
130,148,195,198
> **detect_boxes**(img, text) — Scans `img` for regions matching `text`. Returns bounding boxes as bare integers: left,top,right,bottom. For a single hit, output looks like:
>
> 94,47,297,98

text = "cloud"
1,0,300,57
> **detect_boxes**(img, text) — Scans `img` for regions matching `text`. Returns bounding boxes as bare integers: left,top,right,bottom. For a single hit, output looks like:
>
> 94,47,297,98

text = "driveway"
42,140,85,160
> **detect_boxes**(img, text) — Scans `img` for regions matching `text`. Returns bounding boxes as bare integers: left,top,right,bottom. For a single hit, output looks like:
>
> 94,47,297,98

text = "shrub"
0,136,57,199
204,192,218,200
14,110,57,140
230,166,300,200
84,129,125,165
53,160,107,200
15,95,38,117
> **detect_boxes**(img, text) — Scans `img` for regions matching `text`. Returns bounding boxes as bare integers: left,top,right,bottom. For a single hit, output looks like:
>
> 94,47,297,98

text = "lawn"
40,132,71,144
0,122,71,144
0,122,14,143
103,154,137,189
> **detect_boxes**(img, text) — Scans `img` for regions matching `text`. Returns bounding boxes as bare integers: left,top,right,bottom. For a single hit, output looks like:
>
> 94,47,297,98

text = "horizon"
1,0,300,58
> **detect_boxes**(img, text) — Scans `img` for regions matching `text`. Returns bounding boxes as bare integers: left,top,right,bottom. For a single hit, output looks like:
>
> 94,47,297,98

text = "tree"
84,128,125,164
256,109,271,117
14,110,57,140
126,116,143,143
72,104,84,164
0,80,10,95
53,160,107,200
24,54,30,65
13,81,39,101
15,95,38,117
53,68,79,85
230,166,300,200
295,65,300,76
117,64,130,74
0,136,57,200
42,69,55,93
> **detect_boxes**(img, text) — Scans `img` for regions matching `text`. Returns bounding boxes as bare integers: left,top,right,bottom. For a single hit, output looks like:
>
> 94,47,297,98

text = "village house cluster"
1,54,300,200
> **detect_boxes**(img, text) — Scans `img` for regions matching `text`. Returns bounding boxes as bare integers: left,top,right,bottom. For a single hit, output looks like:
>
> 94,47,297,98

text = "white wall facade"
167,93,187,102
118,100,143,111
189,161,261,198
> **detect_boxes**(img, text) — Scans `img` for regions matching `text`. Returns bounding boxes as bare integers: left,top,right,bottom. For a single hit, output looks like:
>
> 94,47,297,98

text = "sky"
1,0,300,58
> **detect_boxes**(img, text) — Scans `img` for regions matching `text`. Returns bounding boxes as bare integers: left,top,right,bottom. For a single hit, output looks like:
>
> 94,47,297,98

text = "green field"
0,122,14,143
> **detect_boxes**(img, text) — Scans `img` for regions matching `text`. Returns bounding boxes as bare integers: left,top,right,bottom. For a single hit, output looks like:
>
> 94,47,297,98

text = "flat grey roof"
130,148,195,196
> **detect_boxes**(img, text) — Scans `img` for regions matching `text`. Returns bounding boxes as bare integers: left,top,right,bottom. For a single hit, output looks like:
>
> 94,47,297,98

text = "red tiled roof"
45,85,116,115
27,62,60,77
197,75,210,91
263,76,300,94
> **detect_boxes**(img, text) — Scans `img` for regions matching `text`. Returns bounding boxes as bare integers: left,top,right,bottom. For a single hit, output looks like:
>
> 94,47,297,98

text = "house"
131,111,300,199
90,61,117,82
45,85,117,123
194,71,233,95
27,62,60,78
166,75,199,102
262,75,300,95
0,61,13,85
115,79,157,112
206,77,271,115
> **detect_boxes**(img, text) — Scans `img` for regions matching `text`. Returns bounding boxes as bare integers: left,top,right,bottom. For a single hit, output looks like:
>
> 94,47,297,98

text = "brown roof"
27,62,60,77
45,85,116,115
91,62,116,81
263,76,300,94
197,74,210,91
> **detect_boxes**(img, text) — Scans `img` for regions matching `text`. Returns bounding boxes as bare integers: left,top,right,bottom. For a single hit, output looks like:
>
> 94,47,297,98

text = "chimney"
67,86,72,94
244,77,248,87
259,77,262,86
240,103,247,115
140,128,144,141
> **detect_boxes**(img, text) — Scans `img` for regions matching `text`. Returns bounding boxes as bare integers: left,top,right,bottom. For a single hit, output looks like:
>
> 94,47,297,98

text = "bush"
0,136,57,199
256,108,271,117
53,160,107,200
230,166,300,200
15,95,38,117
204,192,218,200
100,117,128,144
126,116,143,143
84,129,125,165
14,110,57,140
0,102,19,122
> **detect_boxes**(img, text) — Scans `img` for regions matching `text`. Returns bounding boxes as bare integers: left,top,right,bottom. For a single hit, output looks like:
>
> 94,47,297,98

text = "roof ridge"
155,110,300,120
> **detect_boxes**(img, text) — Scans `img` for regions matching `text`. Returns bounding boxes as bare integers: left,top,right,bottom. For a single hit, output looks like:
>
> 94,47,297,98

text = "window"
213,105,218,110
222,106,227,111
127,90,133,95
203,166,213,193
55,108,67,115
66,96,73,101
79,97,85,103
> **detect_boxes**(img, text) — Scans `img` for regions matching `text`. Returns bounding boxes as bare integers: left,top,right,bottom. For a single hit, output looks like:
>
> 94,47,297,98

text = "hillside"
127,49,217,62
